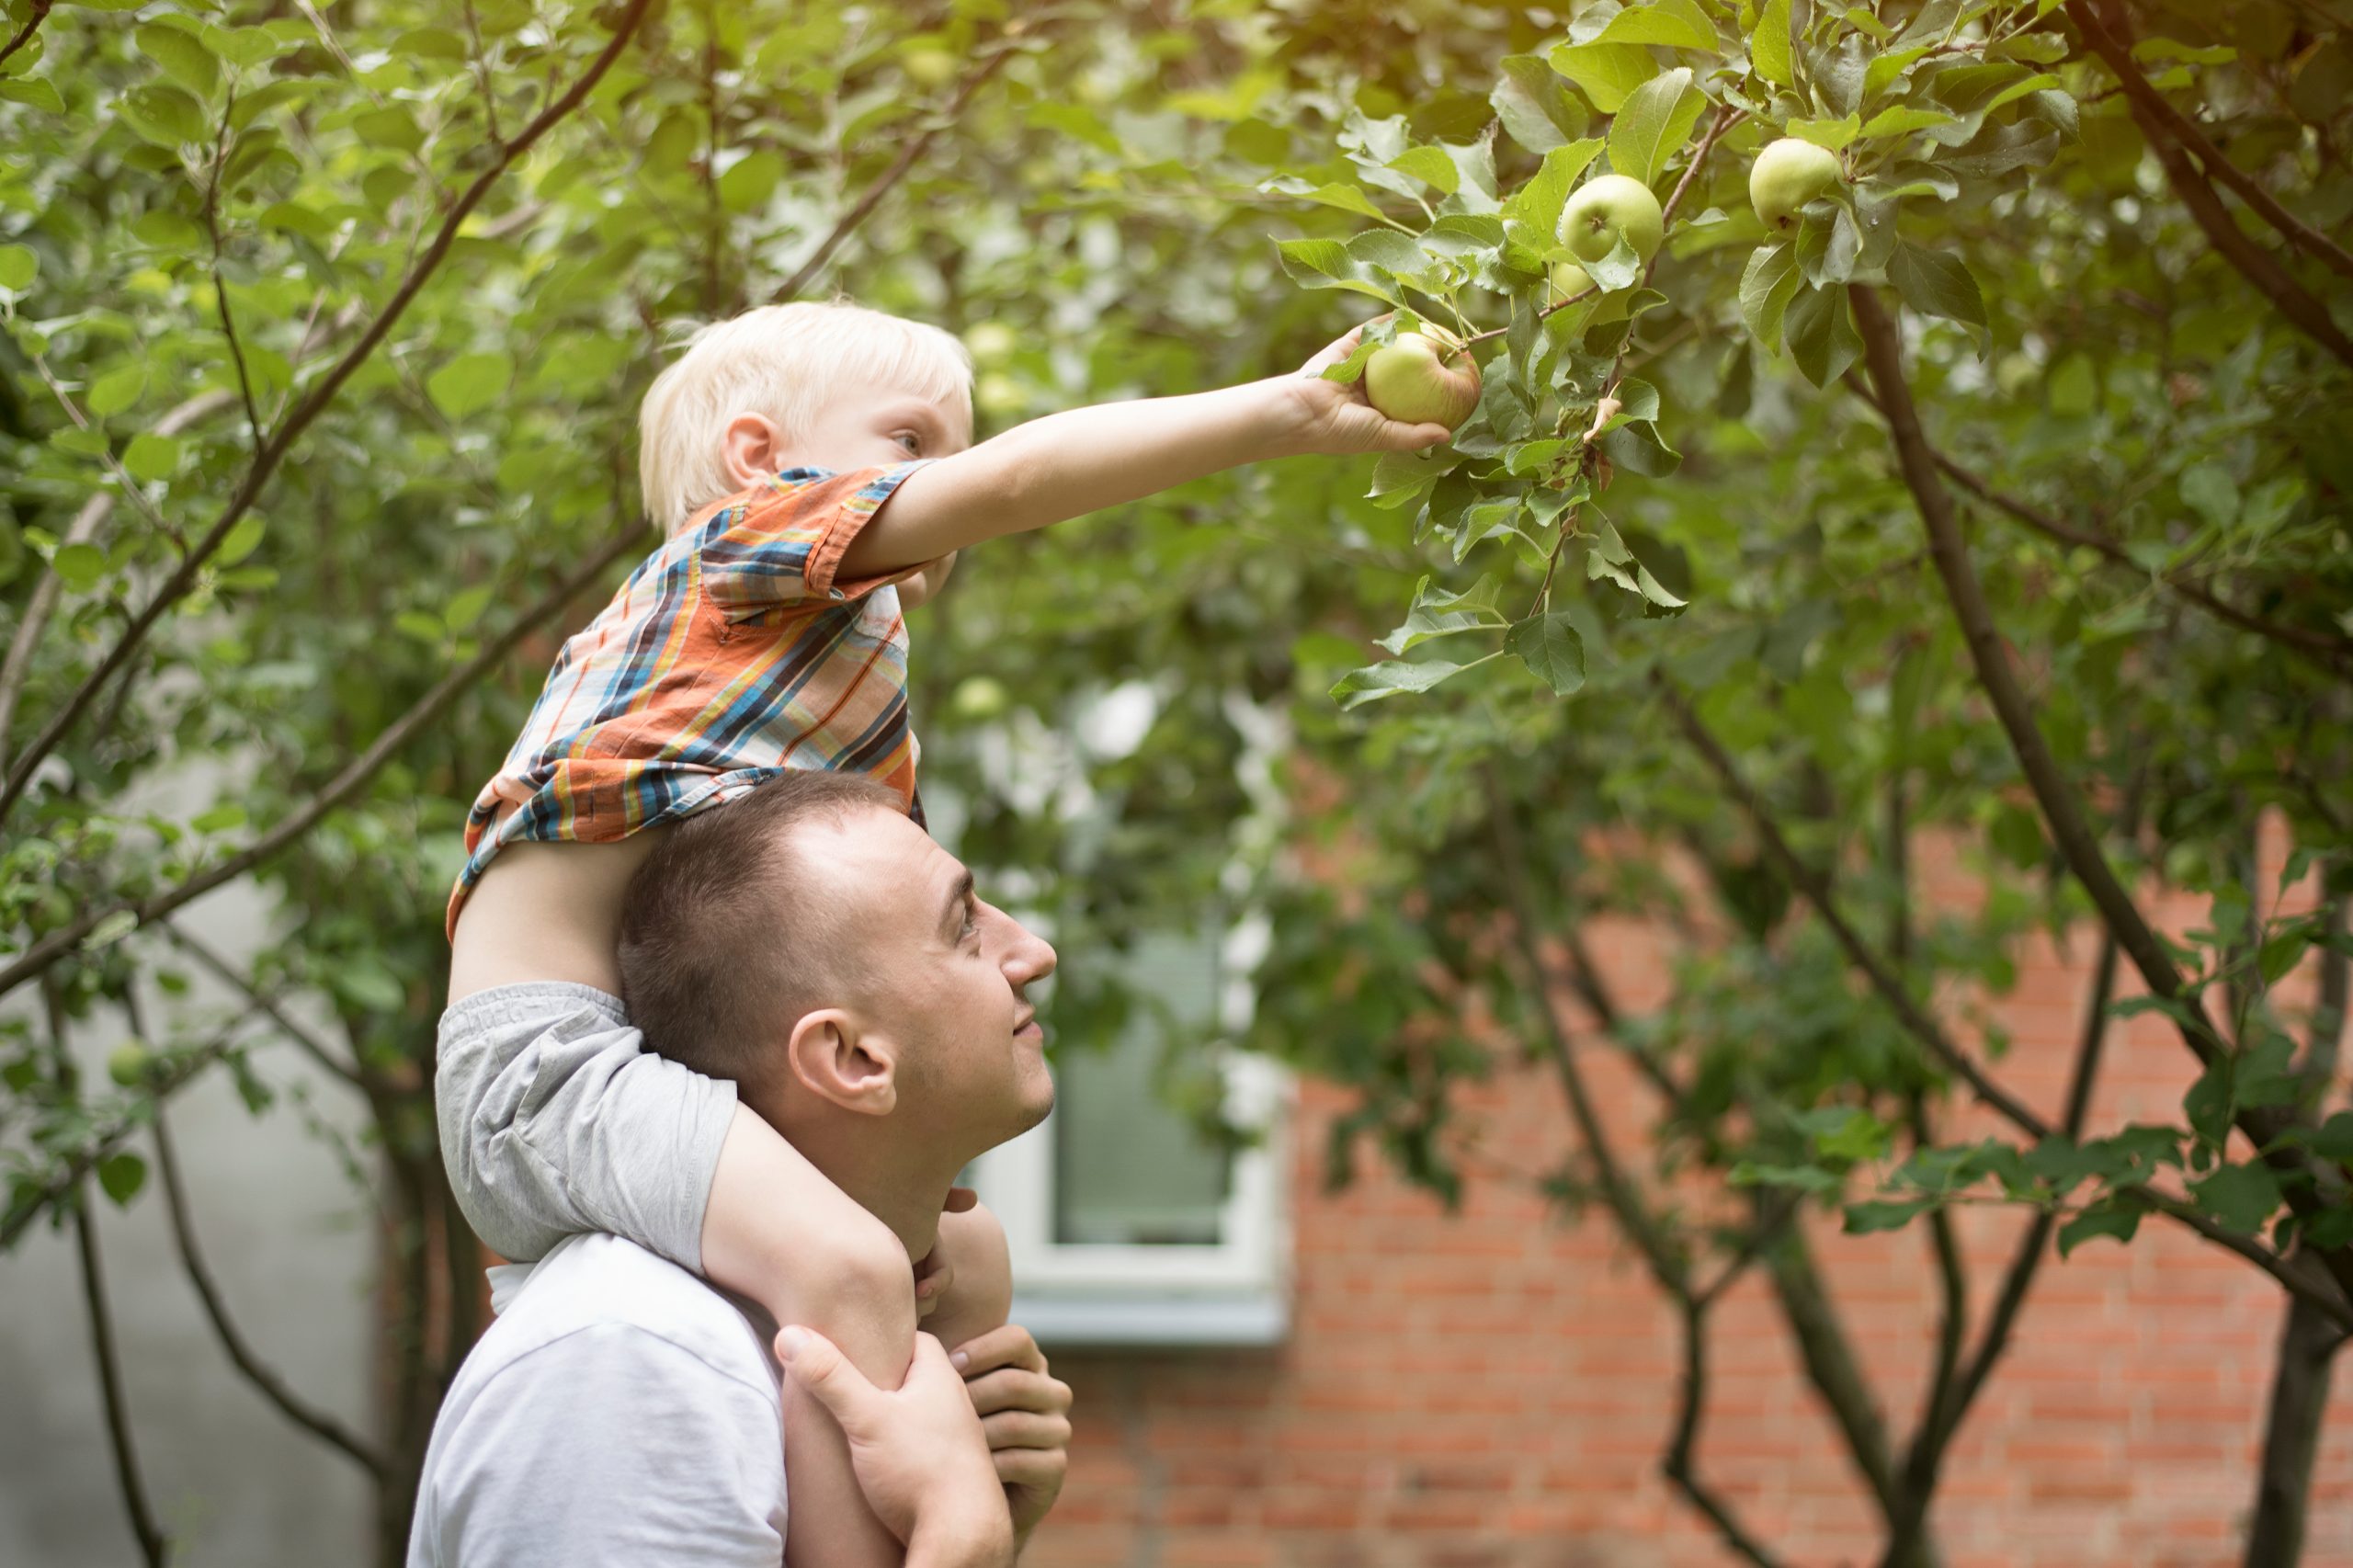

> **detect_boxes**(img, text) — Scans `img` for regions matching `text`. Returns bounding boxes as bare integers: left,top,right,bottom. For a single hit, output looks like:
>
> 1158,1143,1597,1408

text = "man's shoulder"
468,1233,779,1404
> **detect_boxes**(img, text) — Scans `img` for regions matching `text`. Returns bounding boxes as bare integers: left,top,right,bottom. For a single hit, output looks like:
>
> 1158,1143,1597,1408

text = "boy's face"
725,382,972,484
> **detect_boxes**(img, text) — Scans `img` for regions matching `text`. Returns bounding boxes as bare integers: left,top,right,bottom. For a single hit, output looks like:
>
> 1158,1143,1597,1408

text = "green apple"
951,675,1010,721
1749,138,1843,232
902,46,959,89
1560,174,1665,266
1549,261,1631,324
108,1042,153,1087
1363,329,1482,429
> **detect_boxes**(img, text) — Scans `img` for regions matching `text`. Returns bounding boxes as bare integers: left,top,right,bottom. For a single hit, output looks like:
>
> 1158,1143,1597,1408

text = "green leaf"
2188,1161,2282,1234
1376,576,1503,654
446,583,496,632
87,364,147,417
353,104,424,154
1843,1198,1932,1233
427,352,515,419
1608,68,1703,188
1590,0,1716,51
97,1153,147,1208
719,149,784,212
1783,281,1859,389
0,77,65,114
2179,462,2238,529
1787,114,1862,152
1332,656,1475,709
1740,242,1802,352
0,244,35,290
136,22,220,97
122,435,182,482
1491,55,1588,153
1887,242,1990,354
1860,106,1961,140
191,802,246,834
1549,42,1657,114
51,543,105,591
1600,418,1682,479
83,909,140,950
1264,179,1396,223
1275,238,1401,305
215,514,265,567
1387,144,1460,196
1506,612,1585,696
1750,0,1793,86
119,83,208,147
2056,1195,2146,1256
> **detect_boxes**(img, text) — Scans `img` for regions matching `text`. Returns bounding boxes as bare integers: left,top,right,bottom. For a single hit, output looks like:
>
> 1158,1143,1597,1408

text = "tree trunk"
2246,1290,2343,1565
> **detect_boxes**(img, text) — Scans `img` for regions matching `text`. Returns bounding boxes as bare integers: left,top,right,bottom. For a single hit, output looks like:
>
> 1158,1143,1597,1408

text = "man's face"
779,381,972,472
807,807,1057,1153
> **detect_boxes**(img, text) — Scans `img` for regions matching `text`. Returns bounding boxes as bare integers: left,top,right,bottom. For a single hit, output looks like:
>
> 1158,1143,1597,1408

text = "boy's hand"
951,1324,1073,1546
1282,323,1460,456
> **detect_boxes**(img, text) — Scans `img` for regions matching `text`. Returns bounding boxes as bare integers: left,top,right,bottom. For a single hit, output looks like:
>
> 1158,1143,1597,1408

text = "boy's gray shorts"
435,982,737,1271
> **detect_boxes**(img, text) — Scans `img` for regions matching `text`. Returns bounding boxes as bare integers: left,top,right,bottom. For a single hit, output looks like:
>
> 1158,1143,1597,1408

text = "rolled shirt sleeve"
697,462,936,619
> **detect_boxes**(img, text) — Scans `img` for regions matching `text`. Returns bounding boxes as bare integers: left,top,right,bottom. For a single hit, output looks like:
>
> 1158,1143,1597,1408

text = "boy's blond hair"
638,300,974,535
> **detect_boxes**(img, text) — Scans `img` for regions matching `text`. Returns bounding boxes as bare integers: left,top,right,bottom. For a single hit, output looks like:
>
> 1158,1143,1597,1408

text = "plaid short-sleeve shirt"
446,462,933,937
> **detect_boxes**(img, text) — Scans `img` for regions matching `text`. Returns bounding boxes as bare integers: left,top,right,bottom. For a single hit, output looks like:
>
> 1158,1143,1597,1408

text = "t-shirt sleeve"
697,462,935,618
420,1324,786,1567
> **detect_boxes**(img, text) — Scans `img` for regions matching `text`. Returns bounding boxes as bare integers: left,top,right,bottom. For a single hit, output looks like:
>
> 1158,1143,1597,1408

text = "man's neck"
769,1112,961,1263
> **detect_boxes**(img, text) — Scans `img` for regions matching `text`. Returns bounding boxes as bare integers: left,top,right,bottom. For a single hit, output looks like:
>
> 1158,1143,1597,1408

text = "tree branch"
156,921,368,1091
0,391,237,774
0,519,644,1001
0,0,656,824
48,983,171,1568
153,1102,389,1477
770,28,1029,304
0,0,51,72
1841,379,2353,686
1654,673,2050,1136
2071,3,2353,285
1658,666,2353,1323
1665,1290,1792,1568
1848,280,2353,1308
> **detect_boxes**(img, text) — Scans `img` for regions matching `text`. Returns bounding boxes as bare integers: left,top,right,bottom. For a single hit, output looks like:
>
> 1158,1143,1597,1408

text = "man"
407,772,1073,1567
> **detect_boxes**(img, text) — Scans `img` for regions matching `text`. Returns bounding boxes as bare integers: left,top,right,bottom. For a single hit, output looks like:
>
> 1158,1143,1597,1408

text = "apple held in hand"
1750,138,1843,232
1364,328,1482,429
1561,174,1665,266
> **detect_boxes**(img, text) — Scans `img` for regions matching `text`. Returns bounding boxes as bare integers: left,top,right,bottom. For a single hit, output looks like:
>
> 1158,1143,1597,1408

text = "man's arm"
837,325,1454,577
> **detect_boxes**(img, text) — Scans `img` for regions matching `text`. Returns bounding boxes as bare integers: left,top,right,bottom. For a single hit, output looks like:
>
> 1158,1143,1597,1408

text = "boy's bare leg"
701,1107,916,1568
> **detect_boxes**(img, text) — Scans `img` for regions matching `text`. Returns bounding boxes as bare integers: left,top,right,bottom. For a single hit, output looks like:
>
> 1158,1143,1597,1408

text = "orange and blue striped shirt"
447,462,933,937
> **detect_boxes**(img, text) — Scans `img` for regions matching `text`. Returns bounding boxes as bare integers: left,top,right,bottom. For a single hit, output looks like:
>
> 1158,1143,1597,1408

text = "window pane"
1052,934,1231,1246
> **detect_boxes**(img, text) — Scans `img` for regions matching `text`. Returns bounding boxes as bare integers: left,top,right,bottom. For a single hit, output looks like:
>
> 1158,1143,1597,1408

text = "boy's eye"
895,431,922,454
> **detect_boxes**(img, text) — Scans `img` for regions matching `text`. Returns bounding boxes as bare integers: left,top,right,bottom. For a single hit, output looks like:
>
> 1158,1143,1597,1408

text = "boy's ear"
722,414,788,488
785,1010,898,1118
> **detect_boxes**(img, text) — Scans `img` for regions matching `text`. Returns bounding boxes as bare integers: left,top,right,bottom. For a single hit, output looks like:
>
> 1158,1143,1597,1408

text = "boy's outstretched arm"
837,324,1452,577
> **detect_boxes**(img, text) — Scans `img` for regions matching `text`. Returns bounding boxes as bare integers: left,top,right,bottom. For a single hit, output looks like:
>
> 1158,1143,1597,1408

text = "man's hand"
951,1324,1073,1546
1280,322,1459,457
778,1326,1014,1568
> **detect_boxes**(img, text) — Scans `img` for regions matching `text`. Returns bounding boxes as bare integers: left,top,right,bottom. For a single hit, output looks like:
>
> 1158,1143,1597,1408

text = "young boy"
437,298,1449,1565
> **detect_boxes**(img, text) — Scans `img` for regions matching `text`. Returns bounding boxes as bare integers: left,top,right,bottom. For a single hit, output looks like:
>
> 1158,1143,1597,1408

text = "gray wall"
0,879,377,1567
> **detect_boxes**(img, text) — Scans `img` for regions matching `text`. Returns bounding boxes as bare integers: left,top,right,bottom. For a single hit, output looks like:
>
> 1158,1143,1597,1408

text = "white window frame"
967,1051,1293,1347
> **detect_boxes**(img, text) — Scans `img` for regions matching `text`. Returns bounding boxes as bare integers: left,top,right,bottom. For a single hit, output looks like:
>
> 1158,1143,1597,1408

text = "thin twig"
0,0,52,71
153,1103,390,1477
156,921,368,1090
1842,379,2353,685
771,28,1032,303
47,983,171,1568
204,91,266,451
0,519,646,1000
0,0,657,824
1665,1291,1791,1568
2071,3,2353,285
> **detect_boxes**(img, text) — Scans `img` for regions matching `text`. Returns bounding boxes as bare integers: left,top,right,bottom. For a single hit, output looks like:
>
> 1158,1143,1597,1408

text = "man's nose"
985,902,1056,984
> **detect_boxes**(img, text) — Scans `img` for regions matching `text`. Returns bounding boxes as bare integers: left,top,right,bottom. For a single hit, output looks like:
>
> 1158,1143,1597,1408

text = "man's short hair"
637,298,975,535
619,771,905,1089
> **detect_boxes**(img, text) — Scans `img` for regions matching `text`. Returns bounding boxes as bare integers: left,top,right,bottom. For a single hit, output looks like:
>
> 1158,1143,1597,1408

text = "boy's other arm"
837,326,1452,577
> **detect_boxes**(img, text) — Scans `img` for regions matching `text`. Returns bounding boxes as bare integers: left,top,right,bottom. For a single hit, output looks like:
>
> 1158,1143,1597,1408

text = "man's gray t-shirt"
405,1233,788,1567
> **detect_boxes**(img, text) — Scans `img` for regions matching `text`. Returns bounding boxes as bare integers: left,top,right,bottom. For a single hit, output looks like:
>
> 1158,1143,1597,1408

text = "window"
936,680,1294,1346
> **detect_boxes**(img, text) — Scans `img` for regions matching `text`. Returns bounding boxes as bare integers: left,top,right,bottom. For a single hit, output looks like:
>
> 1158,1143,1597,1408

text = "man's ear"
784,1009,898,1117
722,413,788,488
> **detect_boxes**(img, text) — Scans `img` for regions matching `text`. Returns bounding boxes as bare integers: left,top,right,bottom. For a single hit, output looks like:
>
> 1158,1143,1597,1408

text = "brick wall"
1023,879,2353,1568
